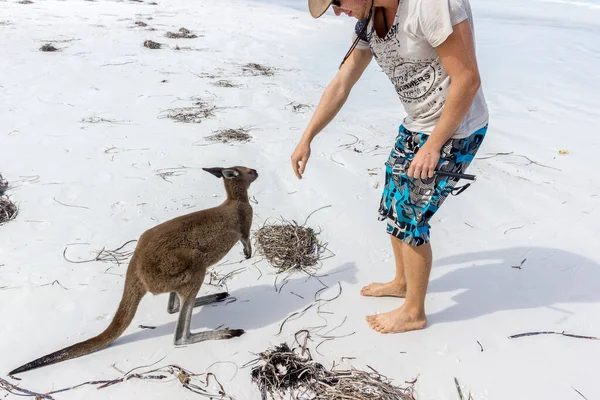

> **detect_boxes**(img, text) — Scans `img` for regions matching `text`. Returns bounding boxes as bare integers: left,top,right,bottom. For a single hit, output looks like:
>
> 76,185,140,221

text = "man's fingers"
291,156,301,179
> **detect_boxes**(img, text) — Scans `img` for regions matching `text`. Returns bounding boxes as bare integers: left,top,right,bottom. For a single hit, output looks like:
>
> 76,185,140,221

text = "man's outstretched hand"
291,141,311,179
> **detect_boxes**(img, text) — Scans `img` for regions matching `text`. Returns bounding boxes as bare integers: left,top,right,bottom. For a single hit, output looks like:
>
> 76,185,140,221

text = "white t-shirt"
354,0,489,138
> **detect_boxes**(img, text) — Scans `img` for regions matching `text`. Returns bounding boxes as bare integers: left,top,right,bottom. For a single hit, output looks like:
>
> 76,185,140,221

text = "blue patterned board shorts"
378,124,488,246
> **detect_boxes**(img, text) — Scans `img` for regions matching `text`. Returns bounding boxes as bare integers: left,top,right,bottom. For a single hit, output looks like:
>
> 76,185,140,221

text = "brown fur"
9,166,258,375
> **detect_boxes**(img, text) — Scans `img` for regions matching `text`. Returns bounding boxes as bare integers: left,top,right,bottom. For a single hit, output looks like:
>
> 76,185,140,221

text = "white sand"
1,0,599,398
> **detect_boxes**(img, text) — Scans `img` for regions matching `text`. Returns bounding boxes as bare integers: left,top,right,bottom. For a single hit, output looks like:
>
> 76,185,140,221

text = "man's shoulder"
354,15,370,42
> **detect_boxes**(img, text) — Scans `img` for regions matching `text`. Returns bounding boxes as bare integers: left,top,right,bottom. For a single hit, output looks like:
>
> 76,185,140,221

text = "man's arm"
407,20,482,180
291,48,373,179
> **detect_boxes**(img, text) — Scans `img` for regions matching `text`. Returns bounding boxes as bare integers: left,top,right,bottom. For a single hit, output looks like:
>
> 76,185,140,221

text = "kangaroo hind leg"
167,292,229,314
173,288,243,346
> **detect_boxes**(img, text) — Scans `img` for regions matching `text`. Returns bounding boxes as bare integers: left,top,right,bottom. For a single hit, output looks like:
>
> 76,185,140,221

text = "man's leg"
361,235,407,297
366,238,430,333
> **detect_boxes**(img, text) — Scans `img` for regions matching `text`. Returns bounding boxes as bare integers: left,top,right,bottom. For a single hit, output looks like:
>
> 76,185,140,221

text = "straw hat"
308,0,334,18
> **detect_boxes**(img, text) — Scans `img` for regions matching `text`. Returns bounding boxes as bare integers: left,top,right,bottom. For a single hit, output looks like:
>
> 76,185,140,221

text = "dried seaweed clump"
143,40,162,49
250,343,327,398
206,128,251,144
242,62,274,76
0,174,17,226
166,27,198,39
0,174,8,194
286,101,312,114
159,100,217,123
40,43,59,52
212,80,239,88
249,342,416,400
254,218,327,273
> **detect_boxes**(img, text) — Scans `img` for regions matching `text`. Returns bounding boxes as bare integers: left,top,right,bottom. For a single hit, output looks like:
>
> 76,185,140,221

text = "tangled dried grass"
0,197,17,226
242,63,275,76
0,174,7,194
166,27,198,39
254,212,331,274
40,43,59,52
0,174,17,226
1,363,233,399
63,240,137,266
143,40,162,49
247,341,416,400
206,128,251,144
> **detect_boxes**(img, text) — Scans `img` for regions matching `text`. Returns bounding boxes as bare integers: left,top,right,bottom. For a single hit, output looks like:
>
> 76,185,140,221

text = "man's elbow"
465,70,481,94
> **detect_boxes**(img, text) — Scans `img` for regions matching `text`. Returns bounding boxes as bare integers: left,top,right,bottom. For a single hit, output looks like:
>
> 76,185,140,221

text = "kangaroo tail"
9,269,146,375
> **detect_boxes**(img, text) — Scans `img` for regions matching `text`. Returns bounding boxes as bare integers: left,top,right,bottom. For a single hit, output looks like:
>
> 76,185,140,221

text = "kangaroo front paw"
243,245,252,259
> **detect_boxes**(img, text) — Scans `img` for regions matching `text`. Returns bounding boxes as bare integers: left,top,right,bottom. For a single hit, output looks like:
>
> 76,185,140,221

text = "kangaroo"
9,166,258,375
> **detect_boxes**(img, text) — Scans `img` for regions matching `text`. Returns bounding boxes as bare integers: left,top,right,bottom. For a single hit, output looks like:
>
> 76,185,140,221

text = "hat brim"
308,0,333,18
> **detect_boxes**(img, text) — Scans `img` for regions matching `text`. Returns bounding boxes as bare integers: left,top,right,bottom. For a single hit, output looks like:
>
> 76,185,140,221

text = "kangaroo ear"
203,167,224,178
222,168,240,179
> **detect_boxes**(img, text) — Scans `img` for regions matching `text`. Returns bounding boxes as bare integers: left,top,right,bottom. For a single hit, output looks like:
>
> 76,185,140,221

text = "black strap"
339,8,373,68
450,183,471,196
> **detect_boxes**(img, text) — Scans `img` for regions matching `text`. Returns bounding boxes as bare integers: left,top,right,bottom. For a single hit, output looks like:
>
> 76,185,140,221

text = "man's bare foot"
360,281,406,298
366,306,427,334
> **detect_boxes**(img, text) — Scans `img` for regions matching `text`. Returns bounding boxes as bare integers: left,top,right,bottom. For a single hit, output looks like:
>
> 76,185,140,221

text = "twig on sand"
102,61,137,67
155,166,189,182
454,377,465,400
476,151,561,171
81,116,131,124
37,280,69,290
503,225,525,235
0,377,52,399
508,331,599,340
277,282,342,336
1,361,233,399
53,197,89,209
206,267,246,291
339,133,360,148
573,387,589,400
63,240,137,266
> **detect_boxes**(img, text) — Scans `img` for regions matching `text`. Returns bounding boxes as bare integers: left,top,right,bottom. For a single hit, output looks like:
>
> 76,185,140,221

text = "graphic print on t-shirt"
391,59,443,103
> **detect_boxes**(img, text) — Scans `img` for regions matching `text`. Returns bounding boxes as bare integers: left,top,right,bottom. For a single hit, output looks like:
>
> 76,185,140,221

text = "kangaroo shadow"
427,246,600,324
114,262,359,347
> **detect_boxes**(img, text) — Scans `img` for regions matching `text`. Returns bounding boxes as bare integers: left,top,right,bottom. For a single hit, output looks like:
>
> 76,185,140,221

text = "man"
290,0,489,333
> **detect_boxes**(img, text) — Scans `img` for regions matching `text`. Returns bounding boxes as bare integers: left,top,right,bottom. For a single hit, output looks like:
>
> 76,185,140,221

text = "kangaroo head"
202,167,258,196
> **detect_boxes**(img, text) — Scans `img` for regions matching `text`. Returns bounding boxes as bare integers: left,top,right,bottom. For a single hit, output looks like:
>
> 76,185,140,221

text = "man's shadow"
427,246,600,324
114,262,358,346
